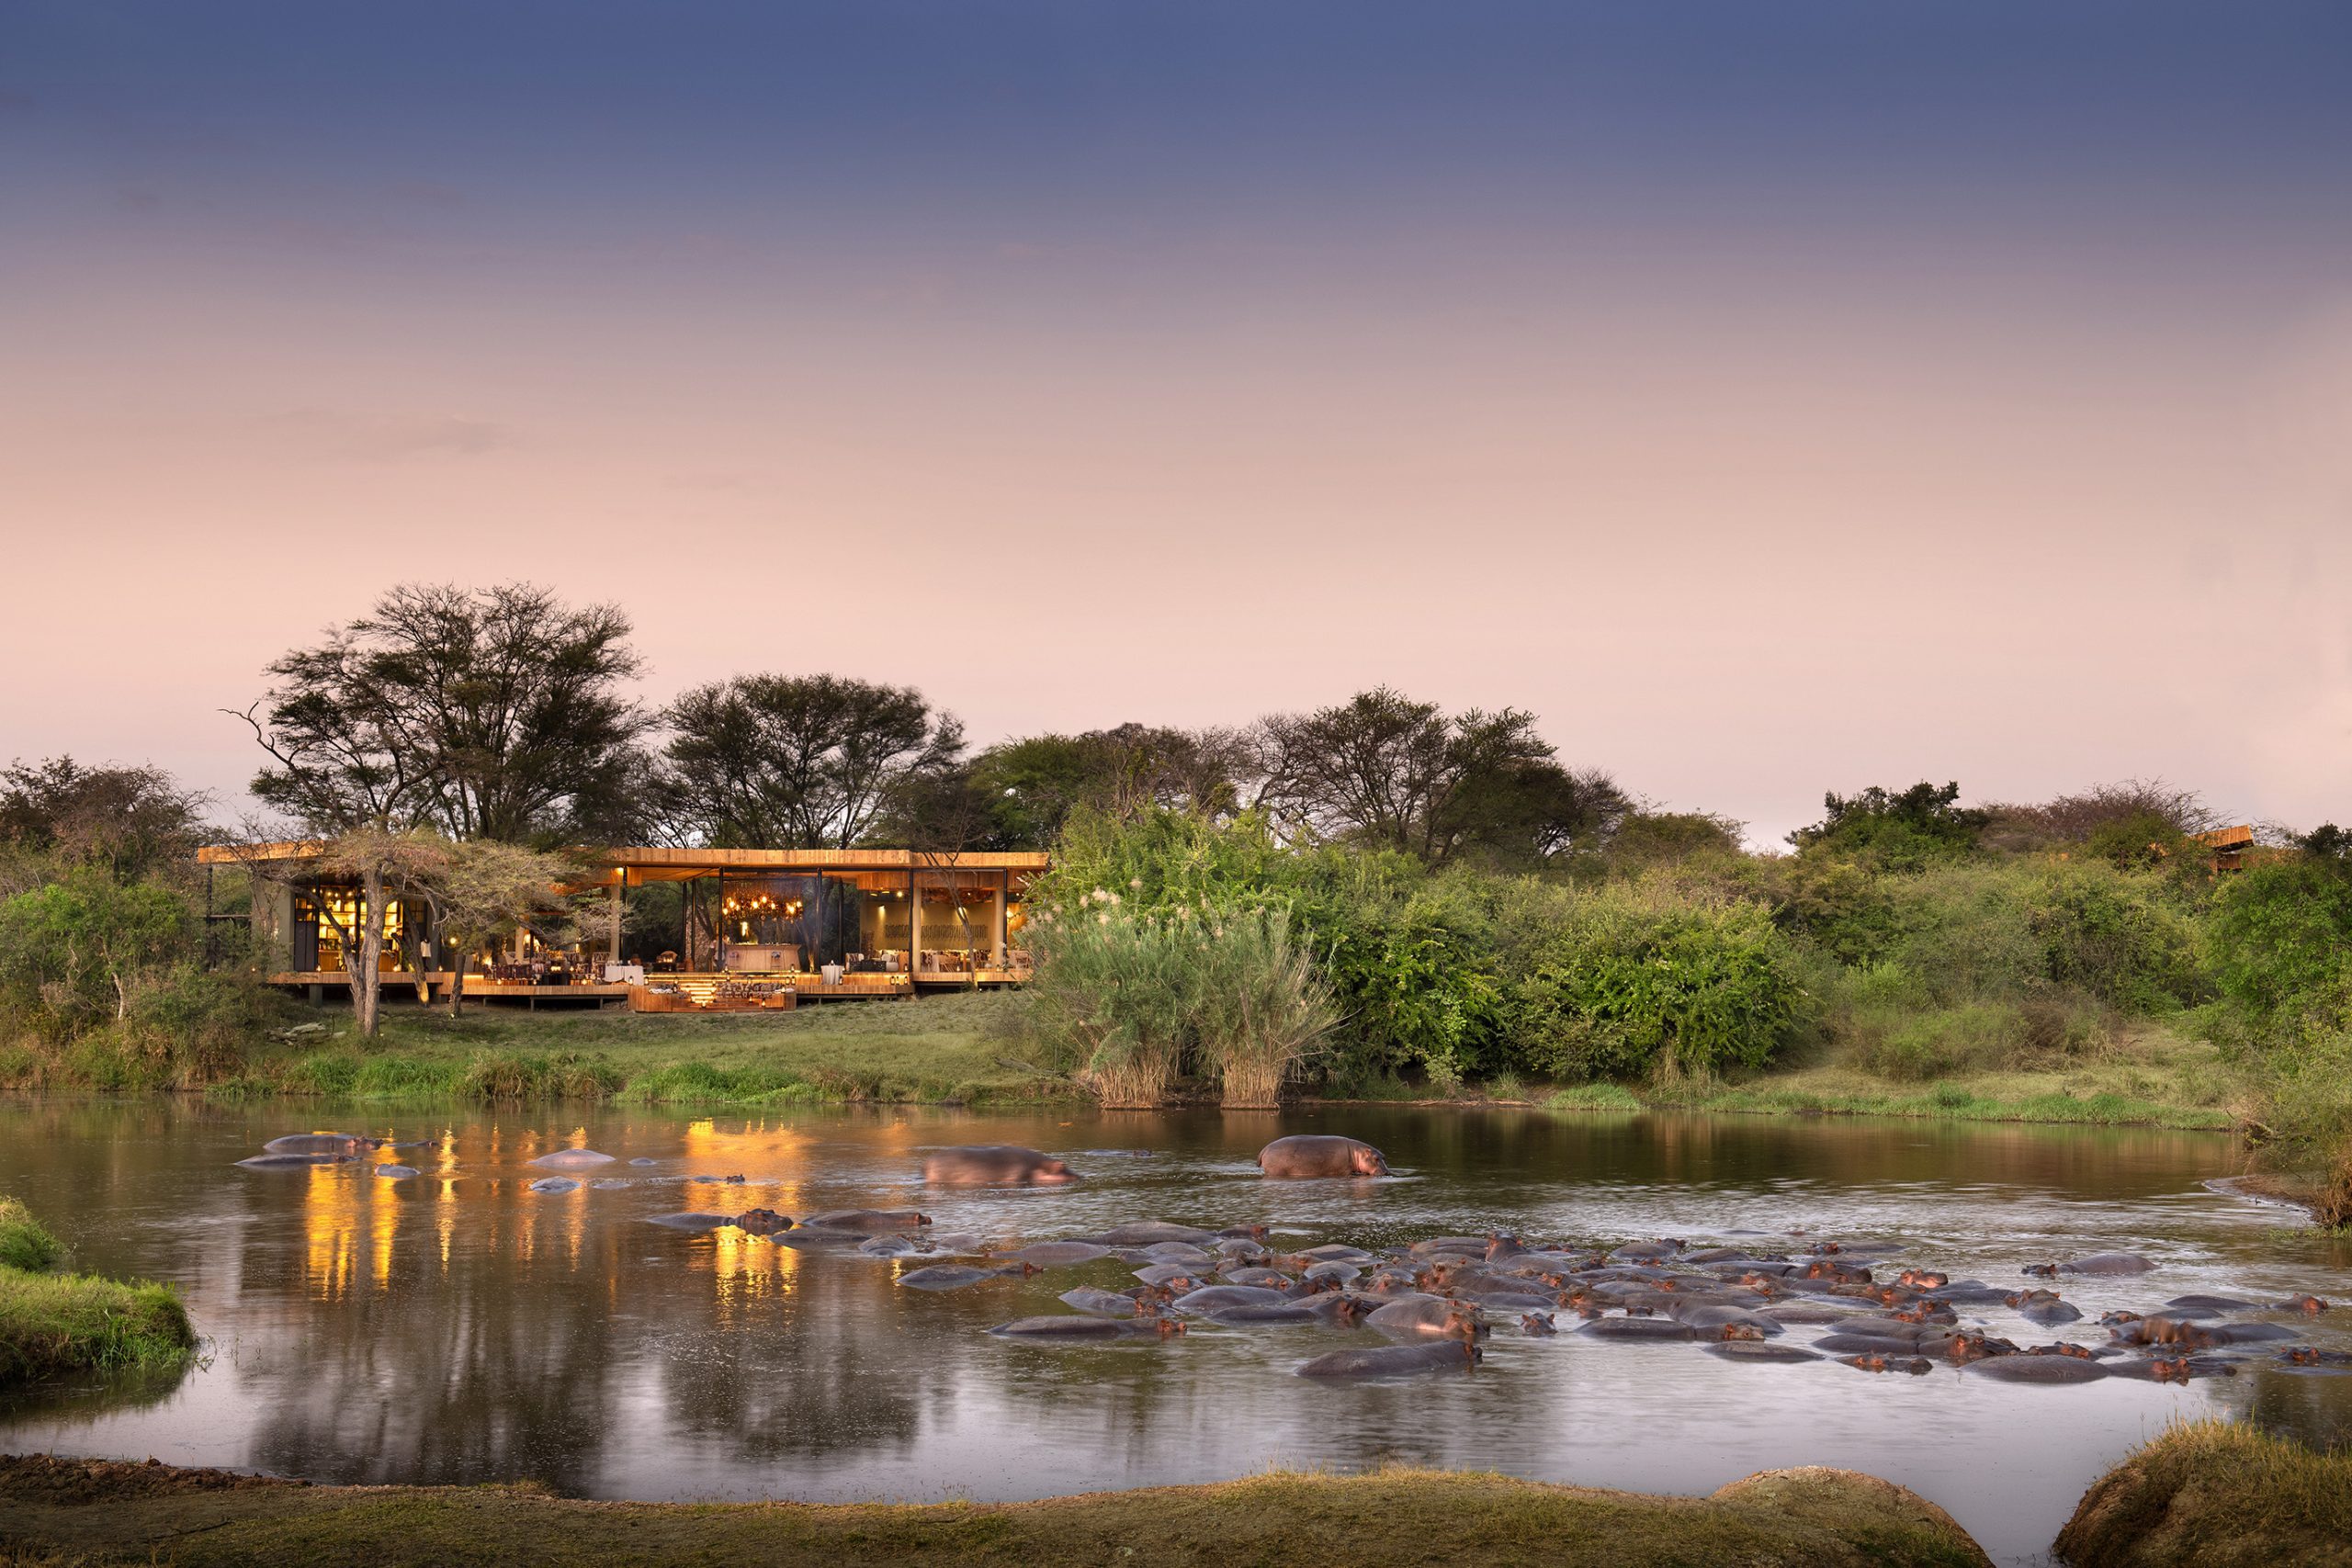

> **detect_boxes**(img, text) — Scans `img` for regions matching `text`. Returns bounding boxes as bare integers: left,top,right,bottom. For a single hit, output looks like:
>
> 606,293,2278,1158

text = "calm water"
2,1099,2348,1565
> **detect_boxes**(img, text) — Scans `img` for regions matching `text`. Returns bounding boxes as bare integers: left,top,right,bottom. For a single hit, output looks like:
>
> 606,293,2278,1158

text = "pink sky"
6,6,2349,844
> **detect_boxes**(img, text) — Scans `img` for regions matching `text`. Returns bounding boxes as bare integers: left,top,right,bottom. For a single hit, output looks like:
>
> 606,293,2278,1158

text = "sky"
4,1,2349,844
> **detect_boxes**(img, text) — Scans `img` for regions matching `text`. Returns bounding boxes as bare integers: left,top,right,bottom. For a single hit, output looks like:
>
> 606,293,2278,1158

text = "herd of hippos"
240,1130,2343,1382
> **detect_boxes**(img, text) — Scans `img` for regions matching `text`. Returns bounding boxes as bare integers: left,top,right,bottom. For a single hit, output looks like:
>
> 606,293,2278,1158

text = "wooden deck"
261,968,1025,1010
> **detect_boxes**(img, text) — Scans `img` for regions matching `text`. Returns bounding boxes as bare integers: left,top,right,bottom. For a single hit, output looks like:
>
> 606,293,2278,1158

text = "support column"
990,874,1007,967
607,873,624,969
910,874,924,980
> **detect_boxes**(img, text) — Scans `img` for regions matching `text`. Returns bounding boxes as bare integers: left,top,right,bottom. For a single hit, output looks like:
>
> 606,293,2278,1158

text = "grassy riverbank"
0,1454,1990,1568
2056,1419,2352,1568
184,991,1070,1109
4,989,2258,1134
0,1198,194,1389
1543,1028,2245,1131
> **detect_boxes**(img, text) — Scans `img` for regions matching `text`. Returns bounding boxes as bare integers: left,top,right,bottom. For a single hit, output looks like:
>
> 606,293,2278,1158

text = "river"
2,1099,2346,1565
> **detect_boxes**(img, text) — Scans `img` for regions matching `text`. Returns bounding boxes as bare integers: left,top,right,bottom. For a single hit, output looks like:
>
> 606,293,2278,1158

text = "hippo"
858,1235,933,1258
990,1315,1184,1339
1223,1267,1296,1288
1842,1355,1933,1375
1296,1341,1481,1378
2166,1294,2256,1313
923,1145,1082,1186
527,1177,579,1194
898,1264,1019,1292
1172,1285,1291,1314
733,1208,793,1235
1521,1312,1559,1337
1256,1134,1388,1179
1142,1241,1216,1267
646,1213,736,1230
803,1209,931,1234
1577,1315,1696,1341
1133,1264,1205,1289
1965,1353,2109,1383
1299,1245,1378,1263
1011,1241,1110,1269
531,1148,616,1170
235,1153,353,1169
373,1164,419,1179
691,1174,747,1185
1813,1333,1928,1357
2057,1253,2156,1276
1362,1294,1471,1332
1061,1286,1152,1317
264,1133,377,1157
1708,1340,1822,1363
1676,1305,1784,1337
628,1157,659,1167
2007,1290,2084,1326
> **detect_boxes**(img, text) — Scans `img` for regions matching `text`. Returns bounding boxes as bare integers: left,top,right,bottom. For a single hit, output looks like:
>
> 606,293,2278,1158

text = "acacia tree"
658,674,964,849
1250,687,1616,865
334,582,649,844
0,757,211,891
232,582,646,1034
370,831,573,1018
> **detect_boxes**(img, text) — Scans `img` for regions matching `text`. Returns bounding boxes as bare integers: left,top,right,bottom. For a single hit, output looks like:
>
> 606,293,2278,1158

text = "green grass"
0,1457,1991,1568
0,1196,195,1389
1534,1027,2245,1131
0,1196,63,1272
185,989,1072,1108
2055,1418,2352,1567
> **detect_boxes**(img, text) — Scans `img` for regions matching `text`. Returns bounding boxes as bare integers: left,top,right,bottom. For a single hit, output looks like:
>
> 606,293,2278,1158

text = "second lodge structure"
200,843,1049,1011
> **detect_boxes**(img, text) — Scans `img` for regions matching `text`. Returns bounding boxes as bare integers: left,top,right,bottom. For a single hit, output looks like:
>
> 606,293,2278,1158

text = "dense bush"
0,872,193,1038
2207,860,2352,1029
1498,883,1807,1083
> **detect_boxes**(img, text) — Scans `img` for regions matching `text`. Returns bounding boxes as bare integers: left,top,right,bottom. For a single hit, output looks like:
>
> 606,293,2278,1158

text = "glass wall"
913,870,1006,976
293,889,412,973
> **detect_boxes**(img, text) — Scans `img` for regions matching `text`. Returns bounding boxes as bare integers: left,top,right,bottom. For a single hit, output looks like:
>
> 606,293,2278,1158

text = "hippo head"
1442,1305,1488,1343
1153,1317,1187,1337
1033,1159,1080,1185
1352,1145,1390,1177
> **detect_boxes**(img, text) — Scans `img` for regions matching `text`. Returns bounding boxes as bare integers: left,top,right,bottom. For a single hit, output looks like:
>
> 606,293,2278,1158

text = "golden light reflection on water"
302,1163,360,1300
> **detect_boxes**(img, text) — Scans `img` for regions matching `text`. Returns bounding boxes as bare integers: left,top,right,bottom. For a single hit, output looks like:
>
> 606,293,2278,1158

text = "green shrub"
1190,908,1339,1107
0,871,193,1040
2026,866,2203,1010
1502,883,1807,1083
2208,860,2352,1027
458,1050,622,1101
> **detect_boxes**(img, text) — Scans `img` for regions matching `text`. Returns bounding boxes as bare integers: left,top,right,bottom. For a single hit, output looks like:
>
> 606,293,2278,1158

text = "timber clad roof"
198,841,1048,872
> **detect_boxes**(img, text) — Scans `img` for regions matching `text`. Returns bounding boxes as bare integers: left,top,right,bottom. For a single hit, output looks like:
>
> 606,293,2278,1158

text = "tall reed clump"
1021,896,1195,1107
1194,908,1339,1108
1023,897,1340,1109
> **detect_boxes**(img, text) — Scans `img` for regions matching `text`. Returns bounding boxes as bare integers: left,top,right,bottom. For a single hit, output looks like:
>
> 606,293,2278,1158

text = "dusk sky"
5,2,2349,842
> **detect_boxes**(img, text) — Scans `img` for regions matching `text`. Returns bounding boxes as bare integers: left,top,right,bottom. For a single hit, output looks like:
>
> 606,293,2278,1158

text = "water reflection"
0,1099,2346,1568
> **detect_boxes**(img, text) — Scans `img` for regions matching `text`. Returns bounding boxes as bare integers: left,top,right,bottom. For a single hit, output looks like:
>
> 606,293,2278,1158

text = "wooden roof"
199,841,1049,875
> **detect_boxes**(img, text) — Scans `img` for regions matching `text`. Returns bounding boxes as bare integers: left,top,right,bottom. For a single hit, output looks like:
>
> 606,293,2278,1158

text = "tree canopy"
658,673,964,849
237,581,647,844
0,757,209,887
1251,687,1621,865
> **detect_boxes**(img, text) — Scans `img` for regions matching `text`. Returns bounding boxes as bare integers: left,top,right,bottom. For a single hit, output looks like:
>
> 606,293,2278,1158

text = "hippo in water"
263,1133,378,1158
373,1164,419,1179
990,1315,1184,1340
1296,1341,1480,1378
923,1145,1081,1186
1257,1134,1389,1179
530,1148,616,1171
236,1153,357,1169
802,1209,931,1235
2055,1253,2155,1276
527,1177,579,1194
